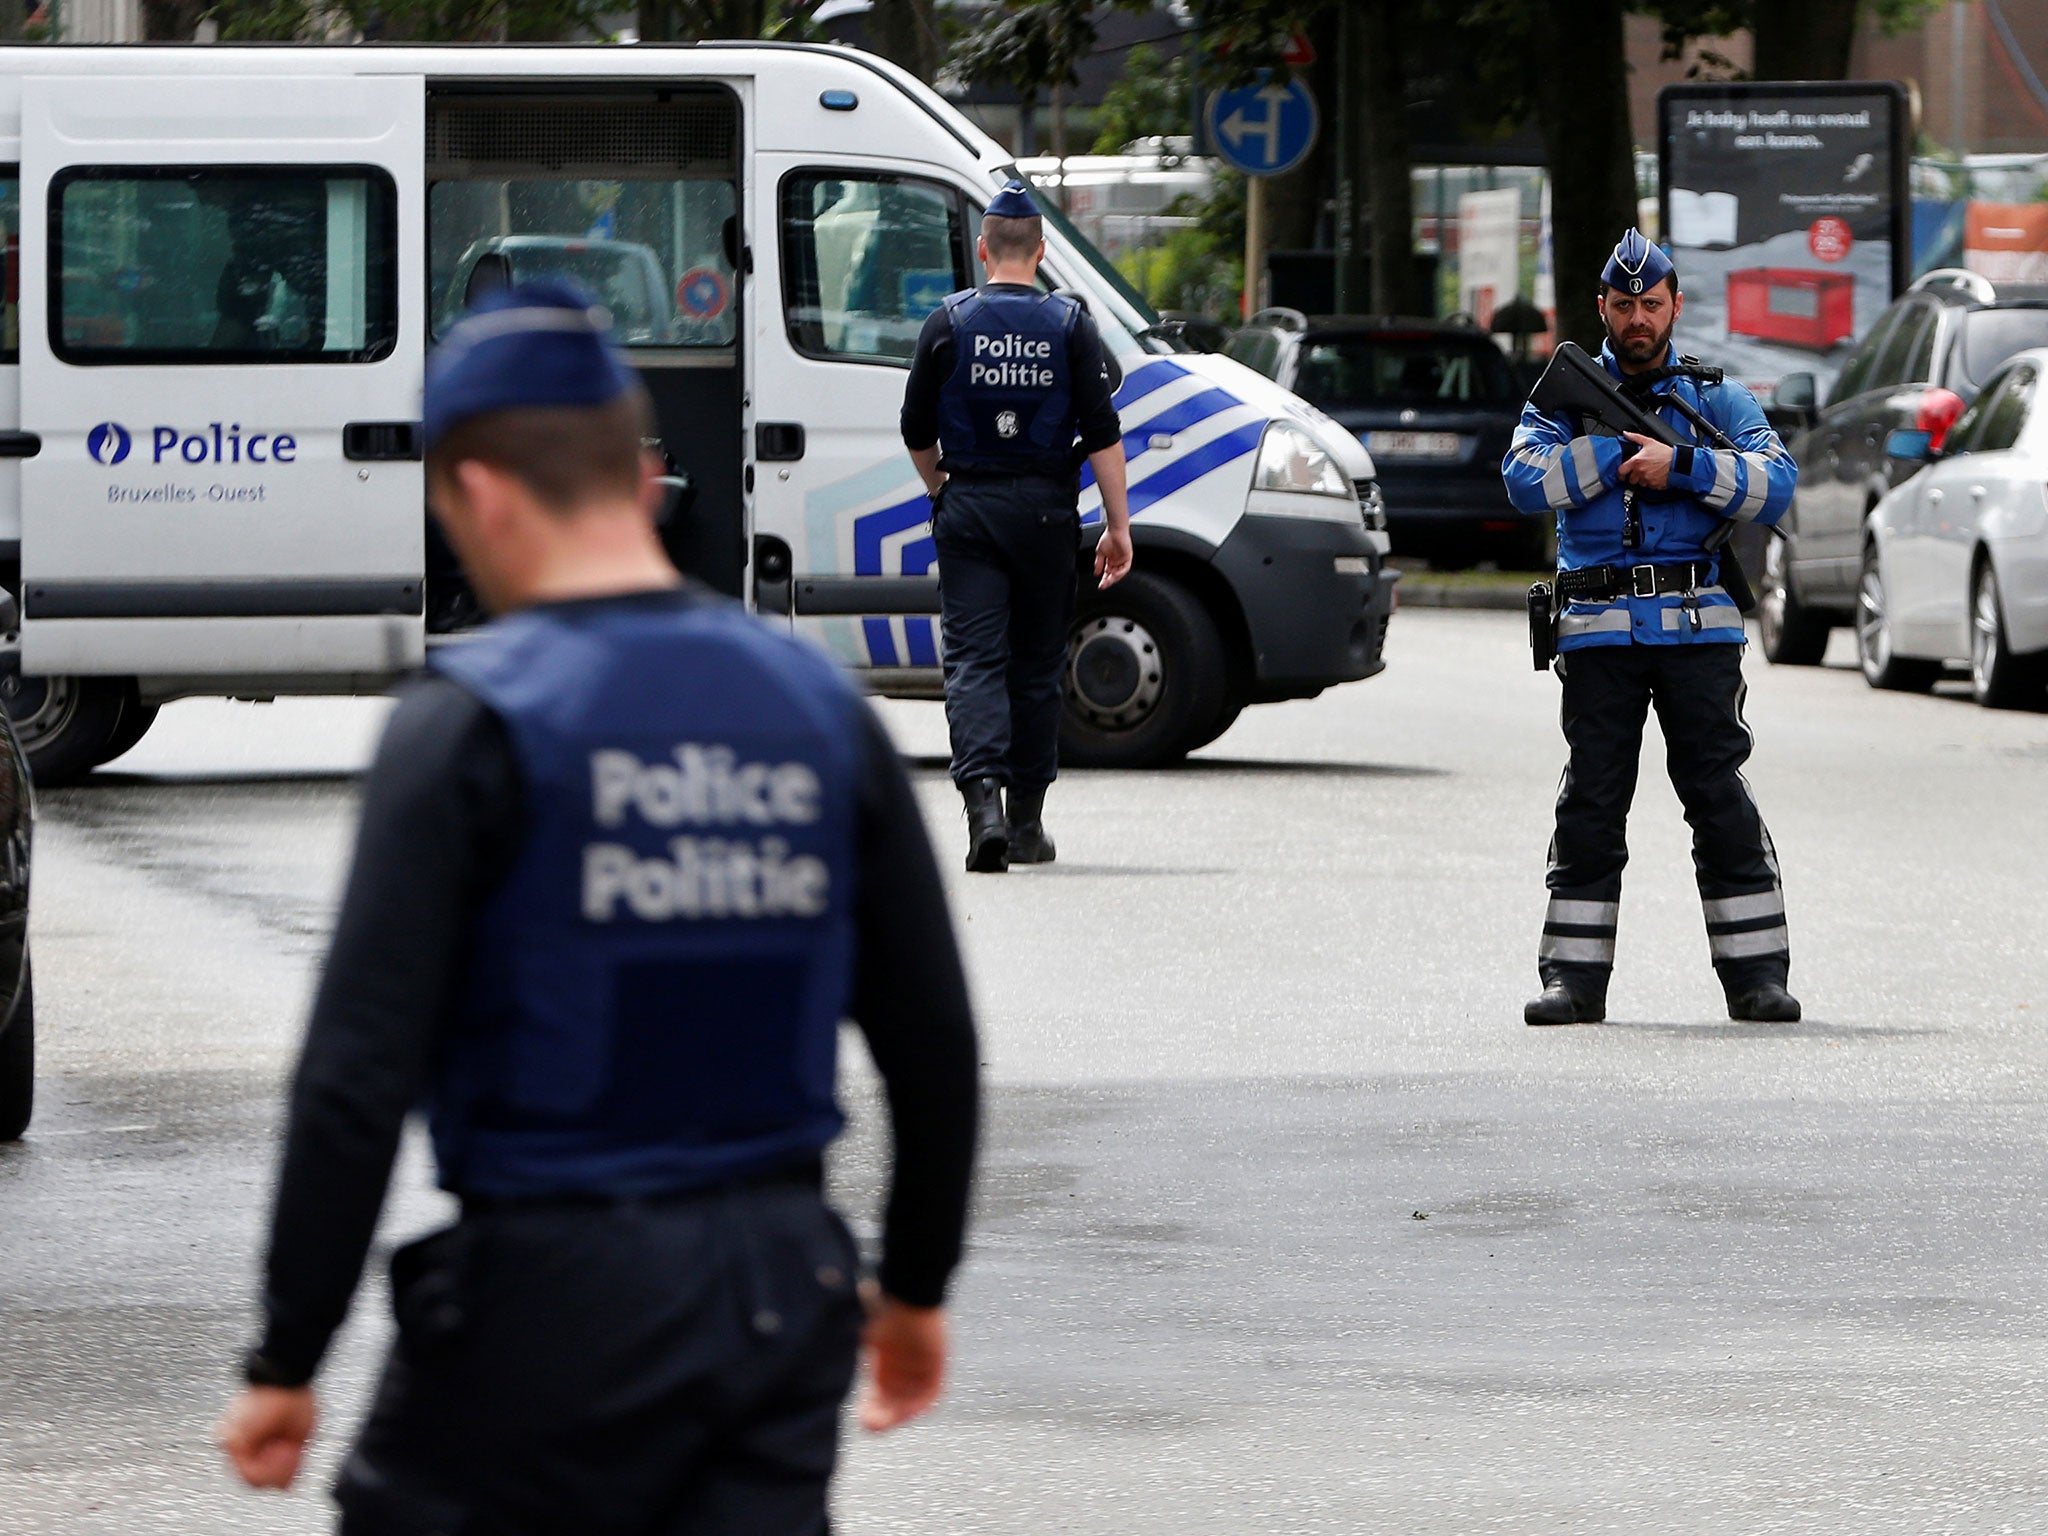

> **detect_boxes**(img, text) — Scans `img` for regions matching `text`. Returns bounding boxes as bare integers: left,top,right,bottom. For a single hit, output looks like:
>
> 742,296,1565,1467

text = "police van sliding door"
18,75,426,680
754,159,976,677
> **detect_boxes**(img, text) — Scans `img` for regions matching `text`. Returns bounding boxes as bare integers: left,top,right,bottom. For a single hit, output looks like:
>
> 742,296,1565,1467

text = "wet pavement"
5,611,2048,1532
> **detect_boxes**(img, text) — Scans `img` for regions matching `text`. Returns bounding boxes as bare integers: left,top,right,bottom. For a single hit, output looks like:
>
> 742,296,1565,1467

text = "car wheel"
1856,542,1940,692
1061,571,1227,769
0,661,127,785
1969,560,2045,709
0,960,32,1142
1758,535,1831,666
1183,694,1246,756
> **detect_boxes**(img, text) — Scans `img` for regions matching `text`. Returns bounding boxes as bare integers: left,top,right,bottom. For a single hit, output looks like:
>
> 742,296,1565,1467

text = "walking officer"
217,279,982,1533
1502,230,1802,1026
900,178,1134,873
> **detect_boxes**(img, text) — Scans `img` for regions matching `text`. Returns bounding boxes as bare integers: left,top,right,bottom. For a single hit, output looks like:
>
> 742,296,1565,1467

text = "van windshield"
992,165,1188,354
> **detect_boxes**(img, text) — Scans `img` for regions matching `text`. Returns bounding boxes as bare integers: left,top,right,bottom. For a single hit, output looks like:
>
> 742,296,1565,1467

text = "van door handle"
0,432,40,459
344,422,422,462
756,422,805,462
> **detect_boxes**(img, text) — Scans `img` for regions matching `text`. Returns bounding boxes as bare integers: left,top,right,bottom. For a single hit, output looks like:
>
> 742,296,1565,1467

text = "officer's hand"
858,1295,947,1433
1618,433,1674,490
217,1385,317,1490
1094,524,1134,589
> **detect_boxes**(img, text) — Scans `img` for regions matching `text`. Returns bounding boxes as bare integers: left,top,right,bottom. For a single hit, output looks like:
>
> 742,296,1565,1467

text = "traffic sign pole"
1244,174,1266,319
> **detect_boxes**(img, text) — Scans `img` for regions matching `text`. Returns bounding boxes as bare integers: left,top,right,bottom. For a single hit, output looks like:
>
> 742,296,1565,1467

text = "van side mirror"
1774,372,1817,412
1885,428,1935,463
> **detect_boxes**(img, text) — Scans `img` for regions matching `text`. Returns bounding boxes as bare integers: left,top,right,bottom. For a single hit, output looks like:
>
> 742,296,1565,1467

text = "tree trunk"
865,0,942,83
1751,0,1862,81
1360,0,1416,315
1258,12,1338,299
1530,0,1637,349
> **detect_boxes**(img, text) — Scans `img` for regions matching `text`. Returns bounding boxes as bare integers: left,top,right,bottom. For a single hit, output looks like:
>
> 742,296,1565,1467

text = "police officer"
1503,231,1802,1026
900,179,1133,873
216,280,981,1532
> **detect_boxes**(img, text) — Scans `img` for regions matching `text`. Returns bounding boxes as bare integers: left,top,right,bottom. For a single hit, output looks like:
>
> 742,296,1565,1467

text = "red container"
1725,267,1855,350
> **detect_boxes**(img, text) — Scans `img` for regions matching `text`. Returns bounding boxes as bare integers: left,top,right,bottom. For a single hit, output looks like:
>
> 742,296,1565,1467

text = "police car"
0,42,1394,780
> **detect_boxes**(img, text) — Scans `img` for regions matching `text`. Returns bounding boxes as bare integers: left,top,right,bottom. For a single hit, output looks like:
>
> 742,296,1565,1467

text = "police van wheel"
97,691,160,768
0,666,128,786
1184,695,1245,756
0,961,32,1142
1061,572,1226,769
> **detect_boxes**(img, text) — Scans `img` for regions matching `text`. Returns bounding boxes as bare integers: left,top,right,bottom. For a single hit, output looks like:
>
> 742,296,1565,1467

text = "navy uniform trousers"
334,1181,862,1536
1542,643,1792,1000
933,472,1080,791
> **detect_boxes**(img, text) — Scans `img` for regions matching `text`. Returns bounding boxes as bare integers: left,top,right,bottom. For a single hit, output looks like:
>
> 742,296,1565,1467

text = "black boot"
1524,982,1606,1026
1727,981,1801,1022
1006,785,1056,865
960,777,1009,873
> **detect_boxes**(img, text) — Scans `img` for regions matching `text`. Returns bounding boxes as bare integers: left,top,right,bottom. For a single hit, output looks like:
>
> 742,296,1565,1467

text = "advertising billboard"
1659,81,1910,398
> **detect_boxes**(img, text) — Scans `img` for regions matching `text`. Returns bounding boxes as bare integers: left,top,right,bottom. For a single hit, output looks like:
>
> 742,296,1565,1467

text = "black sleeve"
899,305,957,453
847,701,980,1308
251,676,521,1385
1069,308,1125,456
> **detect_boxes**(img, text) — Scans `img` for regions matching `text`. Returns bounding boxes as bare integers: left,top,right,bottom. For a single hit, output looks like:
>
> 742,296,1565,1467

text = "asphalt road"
5,610,2048,1534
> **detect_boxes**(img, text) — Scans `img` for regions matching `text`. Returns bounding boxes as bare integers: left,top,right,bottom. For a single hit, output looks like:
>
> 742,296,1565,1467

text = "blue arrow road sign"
1205,76,1318,178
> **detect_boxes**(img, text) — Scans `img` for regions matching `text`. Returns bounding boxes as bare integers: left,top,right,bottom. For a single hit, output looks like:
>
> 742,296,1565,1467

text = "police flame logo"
86,423,132,466
995,410,1020,439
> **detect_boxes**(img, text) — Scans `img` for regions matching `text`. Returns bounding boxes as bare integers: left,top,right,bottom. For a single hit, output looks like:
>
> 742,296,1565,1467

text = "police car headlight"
1252,422,1352,498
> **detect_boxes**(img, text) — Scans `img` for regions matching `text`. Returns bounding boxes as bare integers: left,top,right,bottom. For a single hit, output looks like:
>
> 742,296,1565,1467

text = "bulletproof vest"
425,595,861,1198
937,288,1079,474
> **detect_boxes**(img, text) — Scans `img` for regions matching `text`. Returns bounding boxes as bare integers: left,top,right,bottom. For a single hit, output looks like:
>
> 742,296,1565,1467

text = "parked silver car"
1858,346,2048,707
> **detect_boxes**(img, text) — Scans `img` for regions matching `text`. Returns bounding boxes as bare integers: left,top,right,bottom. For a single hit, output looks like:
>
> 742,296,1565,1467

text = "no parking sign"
677,266,730,320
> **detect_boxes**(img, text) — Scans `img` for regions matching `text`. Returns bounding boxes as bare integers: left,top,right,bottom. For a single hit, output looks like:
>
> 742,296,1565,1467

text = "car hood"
1160,350,1379,481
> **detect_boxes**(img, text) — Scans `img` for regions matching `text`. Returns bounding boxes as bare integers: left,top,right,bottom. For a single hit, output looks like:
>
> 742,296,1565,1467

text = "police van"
0,42,1395,781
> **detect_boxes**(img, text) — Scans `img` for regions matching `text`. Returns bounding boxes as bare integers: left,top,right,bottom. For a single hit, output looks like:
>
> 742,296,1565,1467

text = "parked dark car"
1762,269,2048,664
1227,309,1538,566
0,635,33,1141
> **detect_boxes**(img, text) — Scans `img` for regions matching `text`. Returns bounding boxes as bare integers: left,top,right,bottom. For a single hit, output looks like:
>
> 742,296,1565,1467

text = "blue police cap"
423,277,641,449
1601,229,1676,295
986,179,1041,220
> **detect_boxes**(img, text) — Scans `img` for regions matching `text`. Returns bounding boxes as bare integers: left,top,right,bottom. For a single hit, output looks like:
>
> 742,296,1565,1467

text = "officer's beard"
1605,310,1674,369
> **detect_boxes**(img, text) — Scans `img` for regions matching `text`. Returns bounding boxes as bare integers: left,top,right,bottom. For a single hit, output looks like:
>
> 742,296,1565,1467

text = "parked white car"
1859,345,2048,707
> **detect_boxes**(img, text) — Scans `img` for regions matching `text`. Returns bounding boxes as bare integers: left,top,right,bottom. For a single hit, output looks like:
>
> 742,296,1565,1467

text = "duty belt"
1555,559,1715,602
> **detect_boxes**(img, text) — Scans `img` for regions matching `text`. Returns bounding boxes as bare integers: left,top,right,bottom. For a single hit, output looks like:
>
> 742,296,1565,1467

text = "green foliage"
1091,43,1191,153
950,0,1098,98
1113,169,1245,319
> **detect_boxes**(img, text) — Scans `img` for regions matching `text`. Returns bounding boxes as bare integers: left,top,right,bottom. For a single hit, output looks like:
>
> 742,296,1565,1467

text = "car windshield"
991,164,1188,353
1962,308,2048,387
1291,333,1517,409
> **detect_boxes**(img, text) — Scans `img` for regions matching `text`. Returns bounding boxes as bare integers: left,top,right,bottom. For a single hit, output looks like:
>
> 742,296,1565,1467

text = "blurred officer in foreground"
901,178,1133,873
1503,231,1801,1026
217,280,980,1532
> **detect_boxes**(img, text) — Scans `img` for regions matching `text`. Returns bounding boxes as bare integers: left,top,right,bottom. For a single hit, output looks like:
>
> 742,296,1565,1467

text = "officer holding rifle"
1502,229,1802,1027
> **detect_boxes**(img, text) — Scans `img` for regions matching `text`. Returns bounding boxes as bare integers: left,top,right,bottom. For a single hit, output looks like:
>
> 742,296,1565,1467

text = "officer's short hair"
426,387,656,513
982,212,1044,264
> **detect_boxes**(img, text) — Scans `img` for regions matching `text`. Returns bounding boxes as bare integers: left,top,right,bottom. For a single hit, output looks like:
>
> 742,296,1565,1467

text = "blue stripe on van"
1126,420,1264,516
1112,359,1187,409
903,616,939,666
1082,388,1246,492
862,616,896,665
853,493,934,576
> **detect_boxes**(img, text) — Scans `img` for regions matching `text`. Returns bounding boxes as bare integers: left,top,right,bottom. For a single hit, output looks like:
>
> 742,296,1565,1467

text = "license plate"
1366,430,1463,460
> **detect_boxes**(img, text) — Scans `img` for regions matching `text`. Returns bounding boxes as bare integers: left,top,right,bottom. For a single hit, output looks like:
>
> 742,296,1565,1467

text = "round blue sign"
1204,76,1319,178
677,267,730,319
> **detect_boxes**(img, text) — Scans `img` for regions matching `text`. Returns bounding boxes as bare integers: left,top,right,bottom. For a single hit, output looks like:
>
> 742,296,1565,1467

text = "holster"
1528,581,1557,671
1718,549,1758,615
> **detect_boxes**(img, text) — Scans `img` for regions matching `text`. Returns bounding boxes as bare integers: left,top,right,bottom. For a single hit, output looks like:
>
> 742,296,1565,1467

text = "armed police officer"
900,179,1133,873
1503,230,1802,1027
217,280,981,1533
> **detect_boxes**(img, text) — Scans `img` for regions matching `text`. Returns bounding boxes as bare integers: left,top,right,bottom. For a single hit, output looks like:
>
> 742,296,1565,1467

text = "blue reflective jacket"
1502,342,1797,649
937,288,1079,474
426,596,862,1199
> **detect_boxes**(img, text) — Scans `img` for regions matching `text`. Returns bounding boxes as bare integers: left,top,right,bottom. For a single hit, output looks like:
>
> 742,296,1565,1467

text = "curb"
1396,581,1533,612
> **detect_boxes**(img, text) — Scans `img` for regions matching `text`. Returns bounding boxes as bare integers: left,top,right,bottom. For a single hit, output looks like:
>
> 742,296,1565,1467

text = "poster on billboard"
1658,81,1909,399
1457,188,1521,328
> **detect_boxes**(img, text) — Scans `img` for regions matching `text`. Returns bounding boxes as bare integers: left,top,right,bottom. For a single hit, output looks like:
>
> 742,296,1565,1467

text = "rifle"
1525,341,1760,616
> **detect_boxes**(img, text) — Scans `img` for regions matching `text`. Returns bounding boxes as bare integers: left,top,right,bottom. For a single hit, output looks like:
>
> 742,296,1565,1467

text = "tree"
865,0,944,83
1091,42,1190,153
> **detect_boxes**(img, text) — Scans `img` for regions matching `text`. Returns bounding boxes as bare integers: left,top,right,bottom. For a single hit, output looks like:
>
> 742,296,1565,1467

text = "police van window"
52,167,396,365
428,179,738,348
0,174,17,365
781,172,968,365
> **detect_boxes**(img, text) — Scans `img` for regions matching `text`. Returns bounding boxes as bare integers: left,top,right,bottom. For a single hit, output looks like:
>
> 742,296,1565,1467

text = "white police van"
0,42,1394,781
